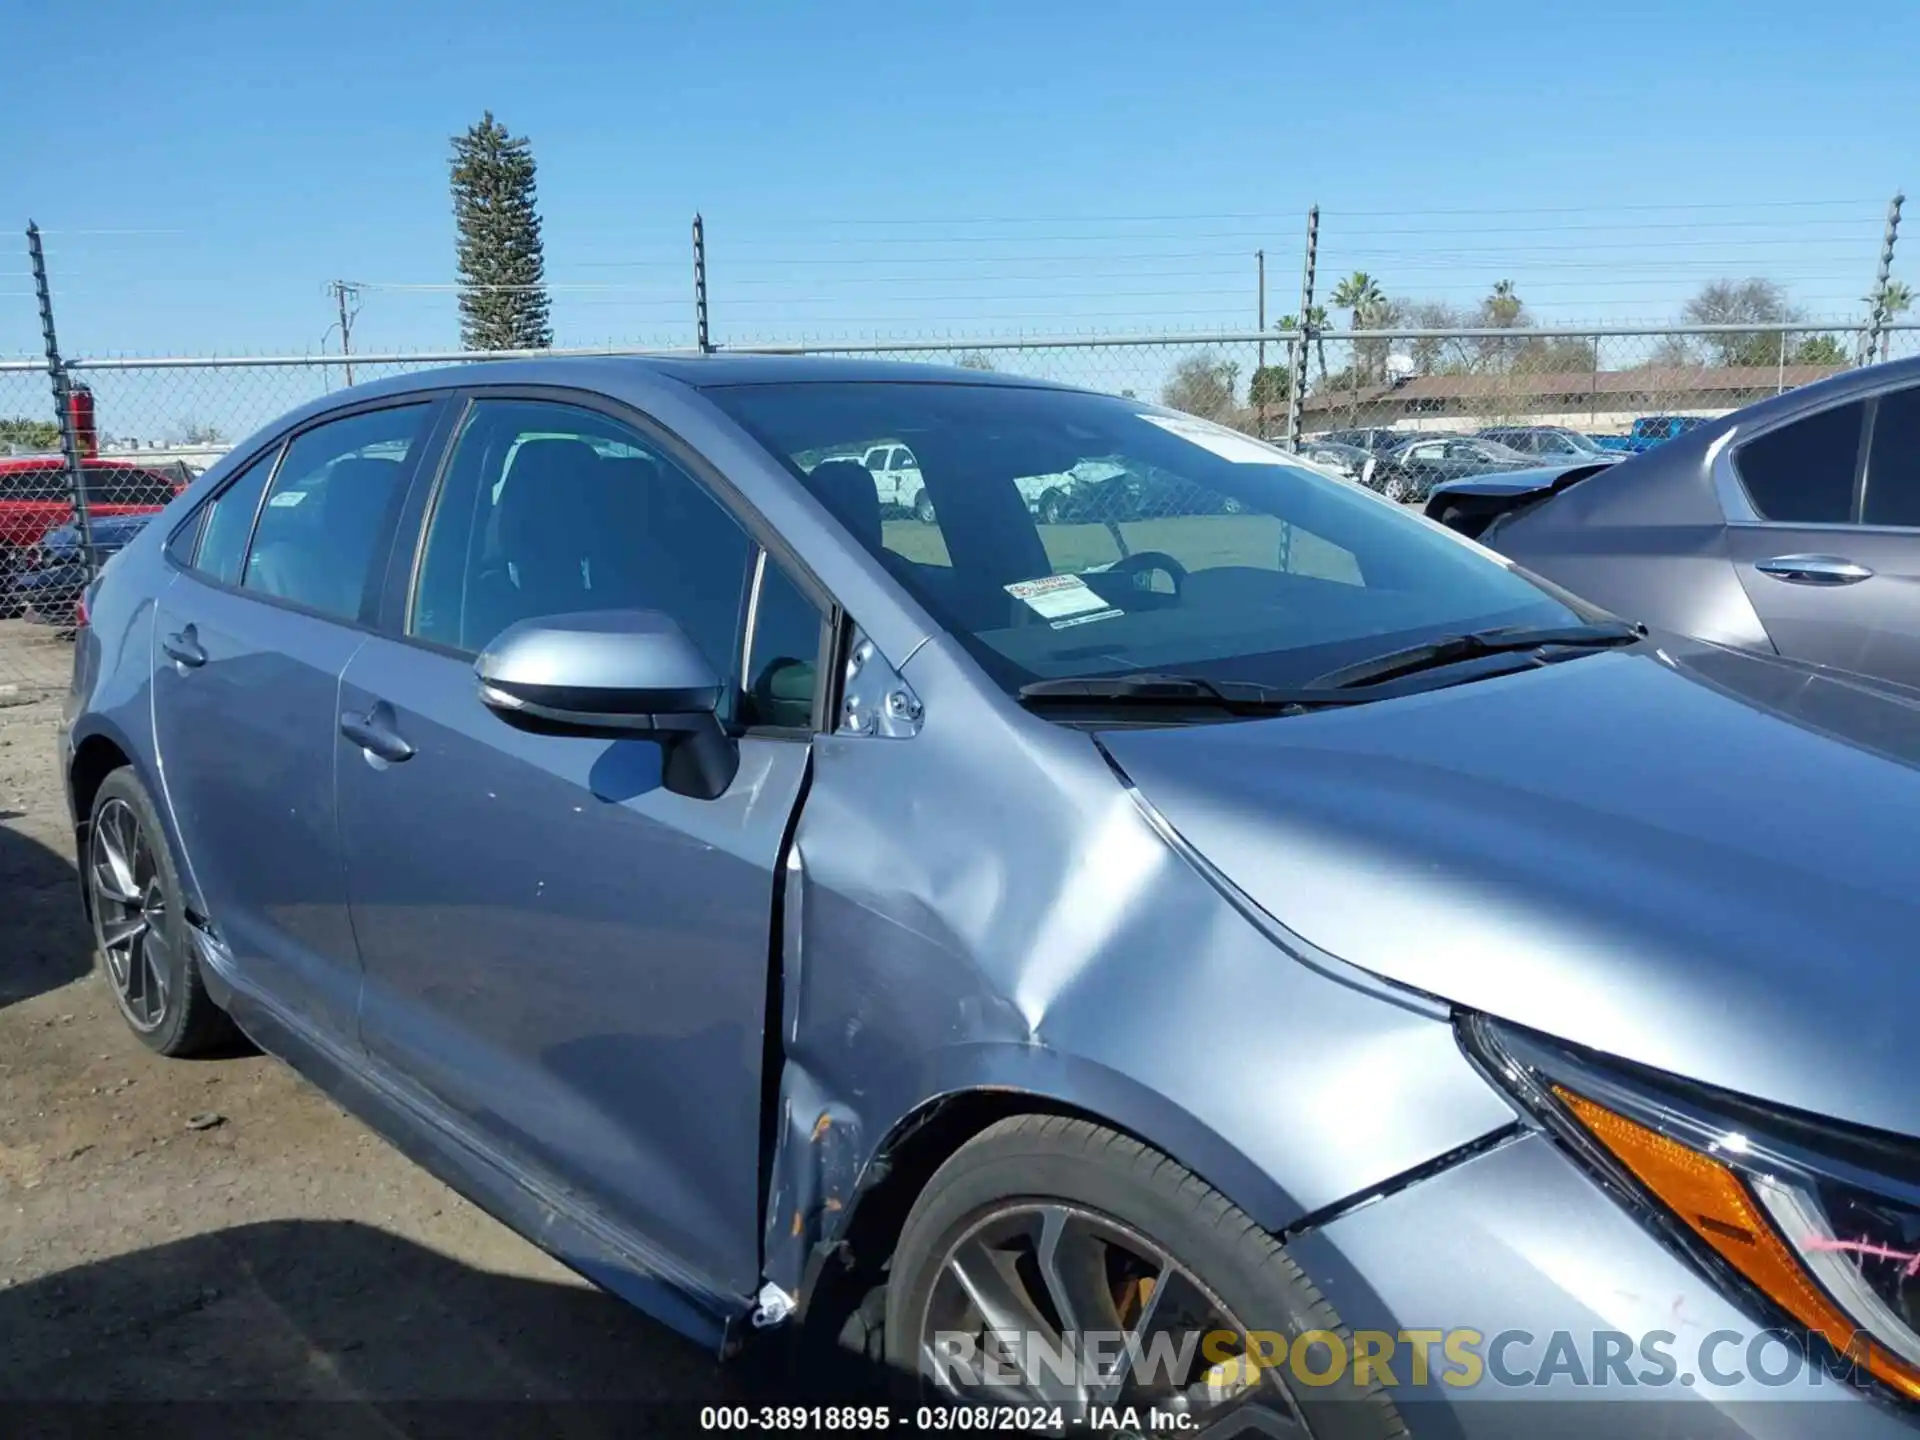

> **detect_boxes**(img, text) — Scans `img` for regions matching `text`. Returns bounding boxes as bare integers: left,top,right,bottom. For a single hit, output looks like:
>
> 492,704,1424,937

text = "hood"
1097,639,1920,1139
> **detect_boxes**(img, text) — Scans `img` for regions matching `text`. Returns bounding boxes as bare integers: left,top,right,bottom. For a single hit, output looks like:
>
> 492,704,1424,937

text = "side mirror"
475,610,738,800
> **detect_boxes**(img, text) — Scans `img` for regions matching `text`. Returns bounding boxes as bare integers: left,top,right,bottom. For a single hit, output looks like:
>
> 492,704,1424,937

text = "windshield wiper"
1018,672,1359,714
1304,620,1646,690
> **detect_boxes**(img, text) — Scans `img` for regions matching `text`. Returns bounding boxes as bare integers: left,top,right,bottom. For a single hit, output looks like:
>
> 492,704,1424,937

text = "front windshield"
1557,430,1608,456
708,382,1581,692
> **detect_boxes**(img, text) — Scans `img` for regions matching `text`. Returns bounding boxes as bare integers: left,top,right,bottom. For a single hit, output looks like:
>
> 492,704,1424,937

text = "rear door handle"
1755,554,1875,586
161,626,207,668
340,703,415,763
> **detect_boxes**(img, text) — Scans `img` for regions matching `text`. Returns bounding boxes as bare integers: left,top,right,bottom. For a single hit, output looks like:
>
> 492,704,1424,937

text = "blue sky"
2,0,1913,361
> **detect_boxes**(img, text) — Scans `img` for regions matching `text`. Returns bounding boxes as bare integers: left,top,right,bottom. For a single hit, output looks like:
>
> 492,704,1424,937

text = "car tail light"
73,589,90,628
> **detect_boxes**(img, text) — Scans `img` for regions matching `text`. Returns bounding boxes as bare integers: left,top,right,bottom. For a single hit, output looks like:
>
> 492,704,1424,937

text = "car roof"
382,352,1081,393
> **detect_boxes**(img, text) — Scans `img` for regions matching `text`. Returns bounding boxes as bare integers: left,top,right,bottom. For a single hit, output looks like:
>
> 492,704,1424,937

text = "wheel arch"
783,1044,1296,1330
66,717,206,926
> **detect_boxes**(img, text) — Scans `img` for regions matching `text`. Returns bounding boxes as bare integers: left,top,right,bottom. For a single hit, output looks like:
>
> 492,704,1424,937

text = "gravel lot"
0,621,766,1423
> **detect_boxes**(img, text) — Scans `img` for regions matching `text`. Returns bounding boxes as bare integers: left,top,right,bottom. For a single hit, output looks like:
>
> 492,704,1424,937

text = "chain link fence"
2,322,1916,693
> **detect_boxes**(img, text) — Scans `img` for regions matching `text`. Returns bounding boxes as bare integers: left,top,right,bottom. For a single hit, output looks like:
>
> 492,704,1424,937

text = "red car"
0,456,188,609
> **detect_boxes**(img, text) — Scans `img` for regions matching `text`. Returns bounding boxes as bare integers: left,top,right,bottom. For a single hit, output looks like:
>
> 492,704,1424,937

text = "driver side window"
410,399,758,724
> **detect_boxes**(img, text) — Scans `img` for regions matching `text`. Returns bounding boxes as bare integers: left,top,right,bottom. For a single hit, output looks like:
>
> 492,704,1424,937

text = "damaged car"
63,358,1920,1436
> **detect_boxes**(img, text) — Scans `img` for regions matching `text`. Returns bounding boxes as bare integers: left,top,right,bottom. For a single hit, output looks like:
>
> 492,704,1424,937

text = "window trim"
161,395,447,634
1855,389,1920,534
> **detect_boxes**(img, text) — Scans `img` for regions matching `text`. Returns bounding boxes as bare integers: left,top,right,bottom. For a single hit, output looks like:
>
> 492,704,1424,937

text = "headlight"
1464,1014,1920,1402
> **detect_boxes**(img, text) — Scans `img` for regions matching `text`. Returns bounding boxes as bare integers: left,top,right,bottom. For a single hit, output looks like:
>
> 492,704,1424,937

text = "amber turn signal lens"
1554,1085,1920,1402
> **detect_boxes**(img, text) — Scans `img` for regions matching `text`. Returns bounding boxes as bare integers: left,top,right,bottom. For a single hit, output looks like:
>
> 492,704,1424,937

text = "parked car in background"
0,457,186,615
1426,356,1920,689
1312,425,1410,455
11,511,154,621
1369,434,1536,502
1477,425,1623,465
1295,439,1373,482
64,355,1920,1435
1038,464,1248,523
1621,414,1710,452
858,442,930,518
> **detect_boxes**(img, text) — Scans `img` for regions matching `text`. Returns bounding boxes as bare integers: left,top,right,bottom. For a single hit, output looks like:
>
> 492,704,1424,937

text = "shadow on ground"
0,809,93,1008
0,1219,887,1434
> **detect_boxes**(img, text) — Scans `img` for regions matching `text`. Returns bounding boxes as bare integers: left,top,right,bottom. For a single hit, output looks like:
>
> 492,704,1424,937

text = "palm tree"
1331,272,1384,330
1306,303,1332,384
1485,279,1522,327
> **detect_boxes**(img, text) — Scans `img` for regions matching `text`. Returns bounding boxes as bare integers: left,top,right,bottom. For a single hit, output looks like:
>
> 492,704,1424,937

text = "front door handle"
340,704,415,763
1755,554,1875,586
161,626,207,668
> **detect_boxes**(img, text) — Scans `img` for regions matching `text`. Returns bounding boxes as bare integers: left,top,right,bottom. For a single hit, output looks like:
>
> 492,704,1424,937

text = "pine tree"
450,113,552,350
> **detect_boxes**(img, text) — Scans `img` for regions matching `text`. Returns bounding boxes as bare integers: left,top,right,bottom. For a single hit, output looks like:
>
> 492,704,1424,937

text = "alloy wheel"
89,796,172,1031
918,1201,1307,1436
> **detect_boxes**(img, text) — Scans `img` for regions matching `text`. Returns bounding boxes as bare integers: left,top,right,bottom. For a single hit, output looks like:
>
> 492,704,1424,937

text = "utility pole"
1255,249,1267,437
692,213,711,354
1864,191,1904,365
329,280,361,384
25,221,98,586
1285,205,1319,452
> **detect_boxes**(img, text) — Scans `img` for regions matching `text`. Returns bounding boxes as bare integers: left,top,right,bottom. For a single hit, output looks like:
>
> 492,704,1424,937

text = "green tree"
1160,354,1240,421
0,417,59,452
1792,334,1849,366
450,112,553,351
1248,363,1292,410
1683,278,1798,368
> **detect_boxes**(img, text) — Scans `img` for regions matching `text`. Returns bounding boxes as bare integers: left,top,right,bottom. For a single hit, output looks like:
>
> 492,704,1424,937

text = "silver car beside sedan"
62,356,1920,1435
1428,356,1920,691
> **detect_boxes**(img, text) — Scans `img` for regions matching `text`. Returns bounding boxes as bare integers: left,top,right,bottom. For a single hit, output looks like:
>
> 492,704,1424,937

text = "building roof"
1299,363,1848,415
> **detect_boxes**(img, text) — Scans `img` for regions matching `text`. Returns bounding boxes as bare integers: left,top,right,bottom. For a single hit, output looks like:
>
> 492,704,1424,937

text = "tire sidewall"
90,767,198,1054
885,1127,1396,1435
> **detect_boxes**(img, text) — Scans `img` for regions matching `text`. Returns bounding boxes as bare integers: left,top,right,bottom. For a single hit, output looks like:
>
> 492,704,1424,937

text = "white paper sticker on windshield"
267,490,308,507
1005,574,1123,628
1137,413,1290,464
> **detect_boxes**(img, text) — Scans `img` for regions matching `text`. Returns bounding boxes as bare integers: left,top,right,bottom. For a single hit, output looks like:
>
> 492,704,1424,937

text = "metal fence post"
692,213,711,354
1285,205,1318,451
25,222,97,586
1864,192,1904,366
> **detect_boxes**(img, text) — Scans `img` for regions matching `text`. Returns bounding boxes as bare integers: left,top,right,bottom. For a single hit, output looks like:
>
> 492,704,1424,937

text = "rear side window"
192,451,278,585
242,406,426,621
1863,386,1920,529
1734,401,1865,525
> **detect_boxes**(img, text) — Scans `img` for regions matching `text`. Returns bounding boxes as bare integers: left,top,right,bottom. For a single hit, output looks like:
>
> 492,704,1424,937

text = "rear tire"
884,1115,1404,1437
1382,475,1410,504
87,767,237,1057
1037,491,1065,525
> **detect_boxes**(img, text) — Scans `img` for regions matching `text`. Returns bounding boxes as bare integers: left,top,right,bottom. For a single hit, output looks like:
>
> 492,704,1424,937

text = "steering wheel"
1103,550,1188,595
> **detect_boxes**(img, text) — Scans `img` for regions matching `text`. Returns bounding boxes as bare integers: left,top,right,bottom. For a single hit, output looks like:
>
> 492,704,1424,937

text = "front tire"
914,490,937,525
885,1116,1404,1438
87,767,237,1056
1382,475,1410,504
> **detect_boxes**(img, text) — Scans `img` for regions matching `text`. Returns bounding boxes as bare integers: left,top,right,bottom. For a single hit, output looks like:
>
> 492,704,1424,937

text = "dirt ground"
0,621,772,1426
